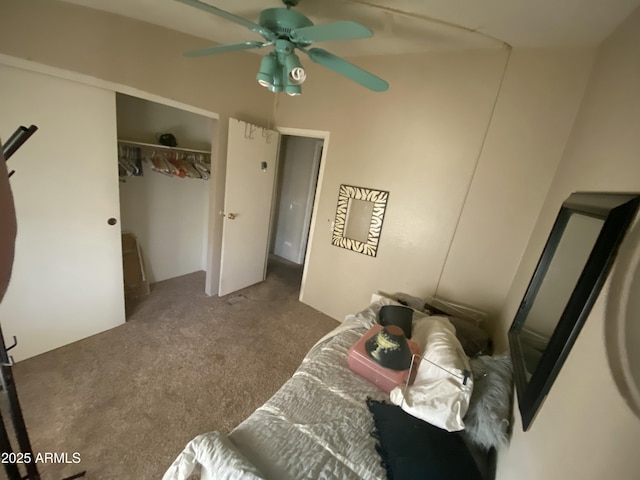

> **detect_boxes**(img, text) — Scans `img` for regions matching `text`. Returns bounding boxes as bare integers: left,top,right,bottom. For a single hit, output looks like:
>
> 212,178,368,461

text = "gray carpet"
5,258,339,480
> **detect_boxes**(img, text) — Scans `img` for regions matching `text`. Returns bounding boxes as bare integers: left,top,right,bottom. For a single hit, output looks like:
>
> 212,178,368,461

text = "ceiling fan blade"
291,21,373,44
184,41,266,57
175,0,276,41
304,48,389,92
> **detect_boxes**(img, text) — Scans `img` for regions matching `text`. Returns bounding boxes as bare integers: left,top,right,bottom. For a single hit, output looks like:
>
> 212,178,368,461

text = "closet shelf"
117,139,211,155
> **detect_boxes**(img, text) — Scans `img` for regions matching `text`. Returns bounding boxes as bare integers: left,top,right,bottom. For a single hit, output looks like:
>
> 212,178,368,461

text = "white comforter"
164,300,397,480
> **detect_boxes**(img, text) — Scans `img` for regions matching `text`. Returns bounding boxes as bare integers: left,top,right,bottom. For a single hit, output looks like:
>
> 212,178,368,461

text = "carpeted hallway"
5,258,339,480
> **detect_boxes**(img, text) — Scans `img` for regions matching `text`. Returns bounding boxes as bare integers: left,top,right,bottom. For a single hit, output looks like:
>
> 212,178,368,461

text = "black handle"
2,125,38,161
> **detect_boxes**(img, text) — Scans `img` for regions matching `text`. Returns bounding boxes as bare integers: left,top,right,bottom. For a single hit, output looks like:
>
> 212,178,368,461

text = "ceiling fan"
176,0,389,95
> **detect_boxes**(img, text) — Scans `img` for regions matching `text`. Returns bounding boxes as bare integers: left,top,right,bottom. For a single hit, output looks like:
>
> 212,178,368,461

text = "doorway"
115,93,215,316
268,134,324,292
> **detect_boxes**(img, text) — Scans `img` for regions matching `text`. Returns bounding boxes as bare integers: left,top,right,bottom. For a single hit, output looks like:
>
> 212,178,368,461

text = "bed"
163,295,511,480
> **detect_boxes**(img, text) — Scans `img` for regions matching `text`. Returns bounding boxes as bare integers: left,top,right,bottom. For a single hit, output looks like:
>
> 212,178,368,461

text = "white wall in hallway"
272,136,321,265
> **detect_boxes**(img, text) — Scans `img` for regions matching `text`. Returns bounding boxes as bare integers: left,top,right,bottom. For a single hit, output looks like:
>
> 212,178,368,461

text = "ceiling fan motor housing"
259,8,313,42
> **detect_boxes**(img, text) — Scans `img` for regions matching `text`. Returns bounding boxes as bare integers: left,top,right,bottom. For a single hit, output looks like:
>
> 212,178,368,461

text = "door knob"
218,211,238,220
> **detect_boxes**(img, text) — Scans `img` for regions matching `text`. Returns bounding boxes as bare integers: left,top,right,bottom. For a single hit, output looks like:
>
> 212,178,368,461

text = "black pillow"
367,399,482,480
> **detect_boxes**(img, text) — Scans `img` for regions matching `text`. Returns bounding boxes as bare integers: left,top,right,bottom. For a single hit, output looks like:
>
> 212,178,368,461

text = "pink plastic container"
347,324,421,393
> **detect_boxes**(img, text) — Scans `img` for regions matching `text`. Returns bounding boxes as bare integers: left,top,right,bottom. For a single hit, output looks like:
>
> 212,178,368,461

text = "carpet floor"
4,258,339,480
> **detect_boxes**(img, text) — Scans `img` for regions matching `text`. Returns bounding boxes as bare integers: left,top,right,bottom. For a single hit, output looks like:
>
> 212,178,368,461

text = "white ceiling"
60,0,640,56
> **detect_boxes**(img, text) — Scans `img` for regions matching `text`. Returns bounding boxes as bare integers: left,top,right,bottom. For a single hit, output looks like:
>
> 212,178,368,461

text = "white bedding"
164,299,400,480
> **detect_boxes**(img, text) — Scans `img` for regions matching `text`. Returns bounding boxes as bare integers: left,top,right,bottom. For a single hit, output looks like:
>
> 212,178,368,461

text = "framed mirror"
332,184,389,257
509,192,640,431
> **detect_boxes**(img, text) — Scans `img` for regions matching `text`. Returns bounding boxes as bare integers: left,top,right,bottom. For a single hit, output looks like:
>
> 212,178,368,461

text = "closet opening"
115,93,215,317
268,134,324,293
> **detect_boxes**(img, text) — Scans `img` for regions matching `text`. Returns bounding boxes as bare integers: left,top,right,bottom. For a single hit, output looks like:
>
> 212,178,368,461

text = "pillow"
462,353,513,450
367,398,482,480
390,316,473,432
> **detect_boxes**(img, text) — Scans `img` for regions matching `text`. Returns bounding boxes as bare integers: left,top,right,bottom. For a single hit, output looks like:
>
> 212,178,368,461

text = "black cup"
378,305,413,339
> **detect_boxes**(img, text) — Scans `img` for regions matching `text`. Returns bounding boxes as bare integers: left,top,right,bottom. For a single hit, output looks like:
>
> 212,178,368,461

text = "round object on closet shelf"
158,133,178,147
378,305,413,339
365,325,412,371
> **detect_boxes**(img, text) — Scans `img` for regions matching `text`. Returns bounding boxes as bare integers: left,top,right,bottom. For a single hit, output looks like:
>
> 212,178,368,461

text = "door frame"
0,53,220,297
274,126,330,302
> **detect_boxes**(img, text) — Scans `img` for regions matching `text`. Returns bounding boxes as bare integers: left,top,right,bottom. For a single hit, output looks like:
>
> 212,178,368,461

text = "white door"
0,64,125,361
218,118,279,296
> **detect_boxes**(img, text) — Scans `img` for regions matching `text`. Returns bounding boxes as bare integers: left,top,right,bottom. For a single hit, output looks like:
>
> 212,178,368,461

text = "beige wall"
434,48,594,324
275,48,508,320
0,0,274,296
496,6,640,479
275,47,593,325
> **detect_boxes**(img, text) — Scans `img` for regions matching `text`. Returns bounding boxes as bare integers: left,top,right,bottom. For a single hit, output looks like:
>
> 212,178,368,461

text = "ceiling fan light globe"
285,84,302,96
257,53,278,88
289,67,306,85
257,75,273,88
284,53,306,85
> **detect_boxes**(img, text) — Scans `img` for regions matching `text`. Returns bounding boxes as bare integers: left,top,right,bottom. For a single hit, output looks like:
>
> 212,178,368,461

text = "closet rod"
117,139,211,155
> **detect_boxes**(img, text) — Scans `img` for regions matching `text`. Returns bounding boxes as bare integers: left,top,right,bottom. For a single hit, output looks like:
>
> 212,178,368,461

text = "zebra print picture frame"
332,184,389,257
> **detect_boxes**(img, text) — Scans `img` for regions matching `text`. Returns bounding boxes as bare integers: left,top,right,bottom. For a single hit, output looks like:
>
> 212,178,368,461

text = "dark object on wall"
378,305,413,339
158,133,178,147
508,192,640,431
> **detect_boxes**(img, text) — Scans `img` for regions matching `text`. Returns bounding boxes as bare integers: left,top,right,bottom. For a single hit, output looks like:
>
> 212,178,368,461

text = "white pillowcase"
390,315,473,432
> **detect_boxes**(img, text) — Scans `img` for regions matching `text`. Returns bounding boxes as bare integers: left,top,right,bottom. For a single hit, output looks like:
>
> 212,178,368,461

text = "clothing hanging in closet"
117,140,211,180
